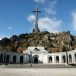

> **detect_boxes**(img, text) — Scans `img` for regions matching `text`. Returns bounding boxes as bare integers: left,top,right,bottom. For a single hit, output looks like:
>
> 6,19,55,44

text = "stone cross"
33,8,41,33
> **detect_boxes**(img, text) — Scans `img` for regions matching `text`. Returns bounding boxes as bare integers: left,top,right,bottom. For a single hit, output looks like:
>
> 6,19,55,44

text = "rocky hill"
0,31,76,53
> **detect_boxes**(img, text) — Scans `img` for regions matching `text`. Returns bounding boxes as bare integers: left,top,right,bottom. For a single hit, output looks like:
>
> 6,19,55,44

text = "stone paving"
0,68,76,76
1,64,76,68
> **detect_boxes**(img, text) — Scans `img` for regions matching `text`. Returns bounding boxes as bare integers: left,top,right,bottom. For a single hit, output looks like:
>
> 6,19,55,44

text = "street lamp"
29,50,32,67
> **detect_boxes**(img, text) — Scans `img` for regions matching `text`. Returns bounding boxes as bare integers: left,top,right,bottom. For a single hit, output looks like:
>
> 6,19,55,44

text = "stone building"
0,46,76,64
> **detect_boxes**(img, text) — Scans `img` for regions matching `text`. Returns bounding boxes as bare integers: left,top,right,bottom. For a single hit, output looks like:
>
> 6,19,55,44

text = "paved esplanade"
0,68,76,76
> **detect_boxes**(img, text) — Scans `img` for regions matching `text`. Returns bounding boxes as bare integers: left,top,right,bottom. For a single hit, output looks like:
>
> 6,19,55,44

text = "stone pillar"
59,54,62,64
10,55,13,63
24,54,29,63
24,54,27,63
72,53,75,63
16,55,20,63
52,55,55,64
43,55,48,64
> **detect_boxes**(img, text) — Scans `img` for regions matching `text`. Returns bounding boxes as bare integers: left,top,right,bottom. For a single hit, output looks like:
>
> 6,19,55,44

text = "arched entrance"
13,55,16,63
0,54,3,63
6,55,9,63
34,57,38,64
75,54,76,62
62,55,66,63
69,55,72,63
56,56,59,63
20,56,23,64
33,55,39,64
49,56,52,63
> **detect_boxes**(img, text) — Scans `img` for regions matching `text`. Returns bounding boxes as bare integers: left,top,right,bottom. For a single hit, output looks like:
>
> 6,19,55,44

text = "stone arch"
56,56,59,63
62,55,66,63
13,55,16,63
6,55,10,63
33,55,39,64
20,56,23,64
0,54,3,63
69,54,72,63
75,54,76,62
49,56,52,63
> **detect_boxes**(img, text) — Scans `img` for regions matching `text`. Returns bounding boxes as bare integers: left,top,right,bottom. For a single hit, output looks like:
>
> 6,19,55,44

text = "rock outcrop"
0,31,76,53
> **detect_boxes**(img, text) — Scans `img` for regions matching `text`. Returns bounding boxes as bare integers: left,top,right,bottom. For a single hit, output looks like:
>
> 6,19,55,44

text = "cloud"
26,14,35,22
0,36,2,40
0,36,9,40
38,17,62,33
72,11,76,31
34,0,57,15
27,14,62,33
8,26,12,30
44,0,57,15
34,0,45,3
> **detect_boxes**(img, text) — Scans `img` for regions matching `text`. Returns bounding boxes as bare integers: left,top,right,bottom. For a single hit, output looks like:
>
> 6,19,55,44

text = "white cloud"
38,17,62,33
44,0,57,15
8,26,12,30
34,0,45,3
26,14,35,22
0,36,9,40
27,14,62,33
72,11,76,31
0,36,2,40
34,0,57,15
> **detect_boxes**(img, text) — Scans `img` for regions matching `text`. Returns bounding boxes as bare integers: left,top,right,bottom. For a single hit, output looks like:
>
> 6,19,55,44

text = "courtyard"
0,68,76,76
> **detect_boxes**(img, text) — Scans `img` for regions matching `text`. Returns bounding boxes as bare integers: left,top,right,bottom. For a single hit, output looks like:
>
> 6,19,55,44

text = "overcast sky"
0,0,76,39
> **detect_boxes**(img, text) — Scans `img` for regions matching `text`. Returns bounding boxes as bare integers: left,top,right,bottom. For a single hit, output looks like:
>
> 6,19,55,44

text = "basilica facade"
0,46,76,65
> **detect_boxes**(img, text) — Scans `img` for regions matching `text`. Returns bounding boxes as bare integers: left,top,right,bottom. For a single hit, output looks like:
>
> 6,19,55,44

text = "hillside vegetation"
0,31,76,53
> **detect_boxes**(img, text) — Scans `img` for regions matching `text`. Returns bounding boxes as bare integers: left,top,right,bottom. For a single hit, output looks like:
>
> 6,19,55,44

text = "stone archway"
56,56,59,63
75,54,76,62
34,57,38,64
13,55,16,63
20,56,23,64
0,54,3,63
62,55,66,63
49,56,52,63
33,55,39,64
6,55,9,63
69,55,72,63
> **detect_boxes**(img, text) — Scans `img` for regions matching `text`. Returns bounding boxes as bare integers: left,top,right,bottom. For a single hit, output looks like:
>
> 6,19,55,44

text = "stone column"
16,55,19,63
52,55,55,64
72,53,75,63
59,54,62,64
24,54,27,63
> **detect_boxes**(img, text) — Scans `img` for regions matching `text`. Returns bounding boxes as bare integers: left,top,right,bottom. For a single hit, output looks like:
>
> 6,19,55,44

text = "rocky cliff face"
0,31,76,53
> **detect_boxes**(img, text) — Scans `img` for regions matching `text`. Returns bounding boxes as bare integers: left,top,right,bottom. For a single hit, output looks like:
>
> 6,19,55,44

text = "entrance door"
20,56,23,64
34,57,38,64
13,56,16,63
0,54,3,63
6,55,9,63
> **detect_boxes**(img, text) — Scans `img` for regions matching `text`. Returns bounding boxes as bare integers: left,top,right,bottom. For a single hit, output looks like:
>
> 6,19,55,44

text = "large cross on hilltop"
32,8,41,33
